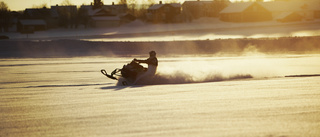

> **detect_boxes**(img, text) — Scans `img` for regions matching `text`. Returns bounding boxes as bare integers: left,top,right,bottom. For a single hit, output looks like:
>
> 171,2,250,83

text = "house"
259,1,299,20
20,8,50,32
22,6,79,29
23,8,57,29
182,0,230,22
219,2,272,22
259,0,320,21
146,2,182,23
81,4,128,16
17,19,47,32
80,4,129,27
312,1,320,19
298,1,320,20
119,13,136,23
276,12,303,22
23,8,51,19
91,16,121,27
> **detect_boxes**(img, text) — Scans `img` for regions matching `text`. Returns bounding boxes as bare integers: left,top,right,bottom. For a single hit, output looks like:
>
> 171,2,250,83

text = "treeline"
0,0,177,32
0,1,10,32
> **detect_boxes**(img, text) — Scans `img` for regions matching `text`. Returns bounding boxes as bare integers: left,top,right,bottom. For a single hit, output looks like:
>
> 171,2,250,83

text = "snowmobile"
101,60,147,85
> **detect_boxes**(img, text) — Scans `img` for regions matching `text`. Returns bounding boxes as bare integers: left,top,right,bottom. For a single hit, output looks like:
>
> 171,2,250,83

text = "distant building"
146,2,182,23
260,1,299,20
219,2,272,22
23,8,51,19
22,6,78,29
276,12,303,22
81,4,127,17
80,4,130,27
91,16,121,27
293,0,320,20
120,13,136,24
182,0,230,22
20,8,51,30
17,19,47,32
257,0,320,22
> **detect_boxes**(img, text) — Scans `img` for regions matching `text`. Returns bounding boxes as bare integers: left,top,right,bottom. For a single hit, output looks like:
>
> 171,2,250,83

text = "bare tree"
166,0,179,3
93,0,104,9
77,7,89,28
0,1,8,10
0,1,10,32
124,0,154,20
57,0,77,28
61,0,73,6
32,3,48,9
118,0,127,5
146,0,156,5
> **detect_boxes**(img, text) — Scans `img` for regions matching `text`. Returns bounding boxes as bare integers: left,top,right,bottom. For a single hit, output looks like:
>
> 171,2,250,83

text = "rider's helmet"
149,51,156,56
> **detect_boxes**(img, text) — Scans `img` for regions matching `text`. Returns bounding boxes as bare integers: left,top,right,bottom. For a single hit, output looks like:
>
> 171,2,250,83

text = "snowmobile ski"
101,69,118,80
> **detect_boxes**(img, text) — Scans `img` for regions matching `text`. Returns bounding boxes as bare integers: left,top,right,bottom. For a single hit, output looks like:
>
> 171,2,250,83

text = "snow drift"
134,72,253,85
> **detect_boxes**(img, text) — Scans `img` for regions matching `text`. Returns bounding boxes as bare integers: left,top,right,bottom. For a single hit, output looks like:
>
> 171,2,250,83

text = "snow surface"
1,55,320,137
1,17,320,137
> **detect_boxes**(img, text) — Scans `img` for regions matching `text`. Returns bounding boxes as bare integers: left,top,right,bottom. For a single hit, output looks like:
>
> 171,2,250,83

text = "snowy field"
1,55,320,137
1,18,320,137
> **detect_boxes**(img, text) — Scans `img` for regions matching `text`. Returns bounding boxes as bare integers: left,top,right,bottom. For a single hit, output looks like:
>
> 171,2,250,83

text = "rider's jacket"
146,57,158,66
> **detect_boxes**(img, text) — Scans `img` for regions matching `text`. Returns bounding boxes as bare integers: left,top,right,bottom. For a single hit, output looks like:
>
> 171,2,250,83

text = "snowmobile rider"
133,51,158,84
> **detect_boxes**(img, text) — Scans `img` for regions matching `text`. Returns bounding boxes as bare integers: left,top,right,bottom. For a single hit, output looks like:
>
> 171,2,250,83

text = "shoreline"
2,19,320,41
1,36,319,58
